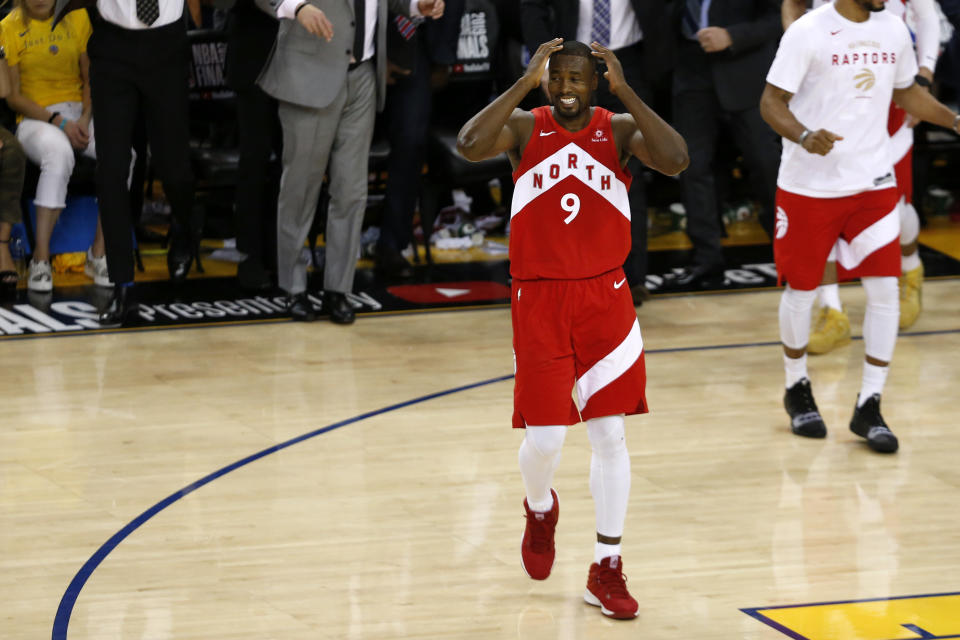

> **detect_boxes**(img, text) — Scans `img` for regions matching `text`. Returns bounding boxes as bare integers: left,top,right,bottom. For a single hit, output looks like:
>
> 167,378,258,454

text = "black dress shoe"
375,245,413,280
167,250,193,283
659,265,725,291
323,290,355,325
288,292,318,322
98,285,138,327
237,259,272,291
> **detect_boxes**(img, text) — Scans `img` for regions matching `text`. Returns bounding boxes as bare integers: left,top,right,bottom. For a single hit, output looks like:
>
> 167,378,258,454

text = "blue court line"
51,373,513,639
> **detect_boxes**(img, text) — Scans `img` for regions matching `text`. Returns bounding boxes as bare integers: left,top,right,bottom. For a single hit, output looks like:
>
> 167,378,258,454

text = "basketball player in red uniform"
457,39,688,619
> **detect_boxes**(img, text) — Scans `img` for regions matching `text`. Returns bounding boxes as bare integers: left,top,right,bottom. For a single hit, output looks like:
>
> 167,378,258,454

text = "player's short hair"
555,41,596,73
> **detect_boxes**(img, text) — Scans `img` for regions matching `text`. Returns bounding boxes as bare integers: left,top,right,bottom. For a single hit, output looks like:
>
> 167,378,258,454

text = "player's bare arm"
592,43,688,176
457,38,563,167
893,83,960,134
781,0,807,30
760,82,843,156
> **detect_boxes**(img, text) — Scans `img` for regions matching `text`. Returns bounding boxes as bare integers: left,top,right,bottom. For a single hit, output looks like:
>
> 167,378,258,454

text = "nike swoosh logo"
830,29,842,35
614,278,627,289
539,131,556,137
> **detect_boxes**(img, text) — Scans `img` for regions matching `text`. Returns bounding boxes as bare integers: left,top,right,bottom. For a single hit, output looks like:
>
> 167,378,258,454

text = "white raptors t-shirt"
767,3,917,197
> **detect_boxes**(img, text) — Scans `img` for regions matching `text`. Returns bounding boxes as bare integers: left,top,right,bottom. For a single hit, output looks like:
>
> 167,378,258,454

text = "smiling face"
547,54,598,124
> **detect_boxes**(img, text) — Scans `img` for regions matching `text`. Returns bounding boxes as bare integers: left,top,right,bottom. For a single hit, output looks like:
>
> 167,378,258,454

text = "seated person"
2,0,110,291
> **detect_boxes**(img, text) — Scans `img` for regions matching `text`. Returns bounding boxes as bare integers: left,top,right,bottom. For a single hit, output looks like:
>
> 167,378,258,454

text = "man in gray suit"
256,0,444,323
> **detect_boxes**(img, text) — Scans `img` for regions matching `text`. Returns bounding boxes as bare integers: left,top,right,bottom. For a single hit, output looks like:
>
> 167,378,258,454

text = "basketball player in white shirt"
760,0,960,453
782,0,942,352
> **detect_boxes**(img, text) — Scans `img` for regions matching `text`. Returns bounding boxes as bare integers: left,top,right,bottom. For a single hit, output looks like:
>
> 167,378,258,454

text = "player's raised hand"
523,38,563,92
297,4,334,42
417,0,444,19
590,42,626,96
801,129,843,156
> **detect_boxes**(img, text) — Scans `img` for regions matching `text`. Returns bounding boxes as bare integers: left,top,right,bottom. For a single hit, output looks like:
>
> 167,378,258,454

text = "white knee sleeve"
779,286,818,350
899,199,919,246
524,425,567,460
586,415,630,539
861,276,898,362
519,425,567,512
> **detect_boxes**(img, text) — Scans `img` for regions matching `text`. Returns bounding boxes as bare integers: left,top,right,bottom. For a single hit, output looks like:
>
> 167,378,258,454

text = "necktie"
136,0,160,25
394,14,421,41
682,0,703,40
590,0,611,47
352,0,365,63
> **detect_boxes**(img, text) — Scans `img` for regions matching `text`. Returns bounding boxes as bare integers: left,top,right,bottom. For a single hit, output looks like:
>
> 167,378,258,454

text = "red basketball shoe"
520,489,559,580
583,555,639,619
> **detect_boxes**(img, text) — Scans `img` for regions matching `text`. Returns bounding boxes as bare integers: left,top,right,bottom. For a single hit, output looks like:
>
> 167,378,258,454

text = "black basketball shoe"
850,394,898,453
784,378,827,438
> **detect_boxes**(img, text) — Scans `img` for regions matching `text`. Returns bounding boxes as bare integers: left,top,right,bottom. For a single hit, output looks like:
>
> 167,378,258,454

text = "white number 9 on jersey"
561,193,581,224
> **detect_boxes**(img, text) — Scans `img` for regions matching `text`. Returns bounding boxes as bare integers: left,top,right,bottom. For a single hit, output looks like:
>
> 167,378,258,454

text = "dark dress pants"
234,84,281,272
88,18,195,285
379,41,433,255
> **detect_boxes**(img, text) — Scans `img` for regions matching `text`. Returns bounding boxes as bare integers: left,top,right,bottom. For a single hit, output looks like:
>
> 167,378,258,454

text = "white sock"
586,415,630,549
901,251,921,273
859,362,889,406
817,283,842,311
595,542,621,563
784,354,808,388
518,426,566,512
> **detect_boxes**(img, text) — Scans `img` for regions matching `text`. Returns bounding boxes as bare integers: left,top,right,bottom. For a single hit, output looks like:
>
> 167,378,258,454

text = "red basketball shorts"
774,187,900,290
894,147,912,204
510,268,648,429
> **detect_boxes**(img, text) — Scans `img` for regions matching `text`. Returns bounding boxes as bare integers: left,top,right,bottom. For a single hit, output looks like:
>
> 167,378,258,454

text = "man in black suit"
226,0,281,290
520,0,671,305
376,0,463,278
662,0,781,289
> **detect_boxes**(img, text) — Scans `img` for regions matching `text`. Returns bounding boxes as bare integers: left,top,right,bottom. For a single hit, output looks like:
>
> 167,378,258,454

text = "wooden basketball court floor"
2,279,959,639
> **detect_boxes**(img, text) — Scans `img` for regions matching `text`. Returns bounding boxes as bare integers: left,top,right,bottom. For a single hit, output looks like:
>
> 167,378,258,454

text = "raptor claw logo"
854,68,875,91
775,206,788,239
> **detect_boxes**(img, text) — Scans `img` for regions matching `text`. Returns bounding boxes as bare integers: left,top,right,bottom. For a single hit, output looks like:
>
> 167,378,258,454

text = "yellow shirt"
0,9,92,109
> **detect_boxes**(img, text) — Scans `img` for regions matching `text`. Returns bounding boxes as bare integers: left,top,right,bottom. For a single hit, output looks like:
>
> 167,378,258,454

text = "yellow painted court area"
750,593,960,640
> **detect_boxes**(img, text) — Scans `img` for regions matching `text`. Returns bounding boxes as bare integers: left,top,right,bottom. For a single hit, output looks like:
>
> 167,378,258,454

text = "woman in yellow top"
1,0,108,291
0,42,27,291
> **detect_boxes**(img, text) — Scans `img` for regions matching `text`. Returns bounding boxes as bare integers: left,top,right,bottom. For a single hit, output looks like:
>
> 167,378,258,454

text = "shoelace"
525,514,554,553
596,567,631,598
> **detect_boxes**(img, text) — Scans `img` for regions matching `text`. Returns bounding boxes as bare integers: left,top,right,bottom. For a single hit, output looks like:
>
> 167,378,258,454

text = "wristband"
914,74,932,88
798,128,811,145
47,111,60,124
294,1,307,16
59,118,68,131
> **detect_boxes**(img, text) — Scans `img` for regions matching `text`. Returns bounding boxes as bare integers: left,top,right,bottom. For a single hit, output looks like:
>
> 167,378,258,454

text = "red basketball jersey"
509,106,633,280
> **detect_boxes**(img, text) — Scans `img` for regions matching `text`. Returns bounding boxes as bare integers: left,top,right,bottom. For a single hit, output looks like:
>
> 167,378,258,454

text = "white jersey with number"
767,3,917,197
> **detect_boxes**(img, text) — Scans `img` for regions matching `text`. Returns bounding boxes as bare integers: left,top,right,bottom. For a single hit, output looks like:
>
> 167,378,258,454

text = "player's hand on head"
590,42,625,96
802,129,843,156
297,4,334,41
524,38,564,91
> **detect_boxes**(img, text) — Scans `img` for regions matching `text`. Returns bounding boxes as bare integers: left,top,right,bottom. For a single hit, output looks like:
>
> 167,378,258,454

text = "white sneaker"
27,259,53,292
84,249,113,287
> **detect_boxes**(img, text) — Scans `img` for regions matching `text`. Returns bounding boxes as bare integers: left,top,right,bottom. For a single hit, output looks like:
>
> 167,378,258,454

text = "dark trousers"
595,40,650,287
234,84,281,270
88,18,195,284
379,40,433,254
674,77,780,268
